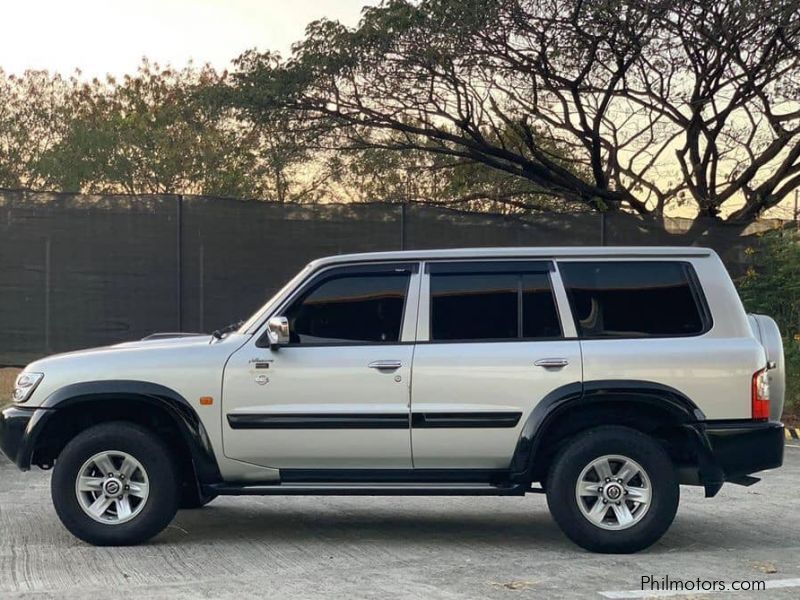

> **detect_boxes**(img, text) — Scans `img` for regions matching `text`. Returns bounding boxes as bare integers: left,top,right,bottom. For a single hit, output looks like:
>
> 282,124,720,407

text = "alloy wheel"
74,450,150,524
575,454,652,531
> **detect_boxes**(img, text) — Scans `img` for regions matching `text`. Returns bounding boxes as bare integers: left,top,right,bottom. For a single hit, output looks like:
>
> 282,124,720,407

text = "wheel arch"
510,380,707,484
27,381,222,489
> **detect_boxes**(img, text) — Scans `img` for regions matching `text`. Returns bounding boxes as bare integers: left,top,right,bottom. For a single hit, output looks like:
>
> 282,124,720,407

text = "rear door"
409,260,582,468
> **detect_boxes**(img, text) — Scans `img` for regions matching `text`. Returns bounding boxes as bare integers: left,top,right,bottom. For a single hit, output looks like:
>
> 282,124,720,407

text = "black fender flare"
509,379,707,483
28,380,222,484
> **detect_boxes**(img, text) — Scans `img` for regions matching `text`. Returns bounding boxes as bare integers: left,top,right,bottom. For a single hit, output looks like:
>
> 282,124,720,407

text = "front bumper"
0,405,46,470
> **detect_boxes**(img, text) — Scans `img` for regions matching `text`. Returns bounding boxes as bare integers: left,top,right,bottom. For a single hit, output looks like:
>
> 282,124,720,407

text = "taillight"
751,368,770,421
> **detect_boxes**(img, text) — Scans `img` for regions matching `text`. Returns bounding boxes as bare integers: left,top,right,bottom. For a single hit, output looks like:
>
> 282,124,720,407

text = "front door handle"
534,358,569,368
368,360,403,370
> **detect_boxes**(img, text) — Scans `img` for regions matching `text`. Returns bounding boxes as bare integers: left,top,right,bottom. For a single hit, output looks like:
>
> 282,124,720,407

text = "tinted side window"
560,261,706,338
430,271,562,341
285,273,410,344
431,274,518,340
522,274,562,338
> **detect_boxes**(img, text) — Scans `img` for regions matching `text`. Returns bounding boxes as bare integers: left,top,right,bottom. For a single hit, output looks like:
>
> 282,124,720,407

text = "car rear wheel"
51,421,179,545
546,425,679,553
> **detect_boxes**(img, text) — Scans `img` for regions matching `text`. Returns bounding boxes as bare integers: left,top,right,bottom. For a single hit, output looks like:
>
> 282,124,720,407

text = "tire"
179,485,217,509
51,421,179,546
546,425,679,554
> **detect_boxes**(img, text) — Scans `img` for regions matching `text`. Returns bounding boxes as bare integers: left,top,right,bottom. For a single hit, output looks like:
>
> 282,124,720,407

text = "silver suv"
0,247,785,553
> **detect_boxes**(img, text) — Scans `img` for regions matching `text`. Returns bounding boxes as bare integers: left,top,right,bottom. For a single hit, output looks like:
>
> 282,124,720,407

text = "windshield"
236,264,314,334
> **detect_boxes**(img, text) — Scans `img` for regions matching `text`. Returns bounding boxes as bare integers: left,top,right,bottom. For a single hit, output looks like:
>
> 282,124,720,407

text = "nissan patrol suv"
0,247,785,553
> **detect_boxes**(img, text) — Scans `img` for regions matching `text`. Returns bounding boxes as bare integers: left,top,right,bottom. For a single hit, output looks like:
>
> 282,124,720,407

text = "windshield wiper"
211,319,245,340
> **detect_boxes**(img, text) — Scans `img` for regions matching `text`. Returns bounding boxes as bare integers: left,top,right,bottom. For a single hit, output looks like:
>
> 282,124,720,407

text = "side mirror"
266,316,290,347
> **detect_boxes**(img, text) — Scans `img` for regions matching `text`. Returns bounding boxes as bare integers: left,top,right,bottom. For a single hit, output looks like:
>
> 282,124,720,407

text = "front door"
410,261,582,468
222,263,420,469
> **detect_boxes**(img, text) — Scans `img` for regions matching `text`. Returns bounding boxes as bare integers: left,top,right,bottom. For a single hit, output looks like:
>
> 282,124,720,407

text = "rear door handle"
368,360,403,370
534,358,569,368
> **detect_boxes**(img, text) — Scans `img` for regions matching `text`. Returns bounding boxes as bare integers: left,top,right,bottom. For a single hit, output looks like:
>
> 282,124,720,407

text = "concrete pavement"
1,447,799,599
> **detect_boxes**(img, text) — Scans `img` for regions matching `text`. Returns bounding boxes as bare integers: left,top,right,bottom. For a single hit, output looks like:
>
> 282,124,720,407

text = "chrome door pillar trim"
549,261,578,338
400,268,423,343
416,262,432,342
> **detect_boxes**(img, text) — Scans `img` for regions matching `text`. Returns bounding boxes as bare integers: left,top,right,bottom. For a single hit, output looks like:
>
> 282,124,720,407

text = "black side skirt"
203,468,540,497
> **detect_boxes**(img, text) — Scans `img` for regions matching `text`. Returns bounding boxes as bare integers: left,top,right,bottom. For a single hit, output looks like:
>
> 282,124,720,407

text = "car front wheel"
51,421,179,546
546,425,679,553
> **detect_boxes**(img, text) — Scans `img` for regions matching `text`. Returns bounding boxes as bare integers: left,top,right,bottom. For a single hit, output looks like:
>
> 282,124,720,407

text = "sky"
0,0,378,78
0,0,794,219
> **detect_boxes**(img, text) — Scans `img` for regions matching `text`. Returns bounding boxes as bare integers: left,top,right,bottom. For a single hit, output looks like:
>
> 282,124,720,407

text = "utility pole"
794,189,799,231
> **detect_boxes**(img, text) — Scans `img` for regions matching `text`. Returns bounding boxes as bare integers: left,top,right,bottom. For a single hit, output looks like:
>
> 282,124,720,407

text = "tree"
33,61,324,201
637,0,800,222
230,0,800,226
327,138,591,213
0,69,76,189
37,62,259,197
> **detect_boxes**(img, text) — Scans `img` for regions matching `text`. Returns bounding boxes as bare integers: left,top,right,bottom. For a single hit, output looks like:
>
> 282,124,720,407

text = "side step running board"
205,482,529,497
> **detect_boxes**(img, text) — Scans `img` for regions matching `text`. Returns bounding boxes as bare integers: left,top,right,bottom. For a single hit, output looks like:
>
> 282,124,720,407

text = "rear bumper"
679,420,784,497
703,420,784,480
0,405,45,470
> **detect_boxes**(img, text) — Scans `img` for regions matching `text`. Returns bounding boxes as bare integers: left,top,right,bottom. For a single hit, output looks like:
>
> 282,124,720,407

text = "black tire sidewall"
51,422,179,546
546,426,679,554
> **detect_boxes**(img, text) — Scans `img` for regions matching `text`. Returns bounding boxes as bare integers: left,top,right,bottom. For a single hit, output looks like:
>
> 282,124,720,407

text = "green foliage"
738,230,800,419
0,61,327,201
38,62,278,198
0,69,77,189
0,59,579,208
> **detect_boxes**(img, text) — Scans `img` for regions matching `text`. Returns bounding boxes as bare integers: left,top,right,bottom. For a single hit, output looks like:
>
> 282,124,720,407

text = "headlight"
12,372,44,403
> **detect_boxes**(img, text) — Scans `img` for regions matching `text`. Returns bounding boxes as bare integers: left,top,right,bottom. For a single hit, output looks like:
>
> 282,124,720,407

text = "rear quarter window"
559,261,710,338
